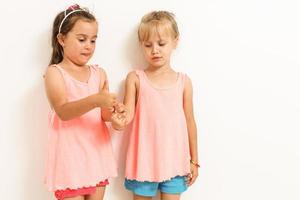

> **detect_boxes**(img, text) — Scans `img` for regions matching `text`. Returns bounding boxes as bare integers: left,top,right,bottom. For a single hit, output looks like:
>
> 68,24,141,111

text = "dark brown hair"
49,5,96,65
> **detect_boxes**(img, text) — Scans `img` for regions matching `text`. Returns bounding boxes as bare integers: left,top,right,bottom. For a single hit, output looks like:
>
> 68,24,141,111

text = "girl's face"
59,19,98,66
141,28,178,69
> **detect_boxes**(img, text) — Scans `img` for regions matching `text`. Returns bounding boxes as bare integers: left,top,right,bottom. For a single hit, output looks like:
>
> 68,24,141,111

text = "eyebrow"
75,34,98,38
144,39,167,43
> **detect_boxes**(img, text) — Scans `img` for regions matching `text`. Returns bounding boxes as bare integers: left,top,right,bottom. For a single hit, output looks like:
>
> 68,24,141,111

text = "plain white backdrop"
0,0,300,199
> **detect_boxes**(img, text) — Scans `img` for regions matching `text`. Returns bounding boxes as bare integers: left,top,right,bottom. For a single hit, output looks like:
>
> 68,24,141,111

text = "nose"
85,41,93,50
151,44,159,54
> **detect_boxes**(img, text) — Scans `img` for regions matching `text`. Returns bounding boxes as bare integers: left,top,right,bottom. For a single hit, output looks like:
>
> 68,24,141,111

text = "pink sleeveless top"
125,70,191,182
45,65,117,191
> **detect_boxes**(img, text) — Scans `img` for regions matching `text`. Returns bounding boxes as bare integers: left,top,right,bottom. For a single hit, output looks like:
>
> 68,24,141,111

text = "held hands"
95,91,127,130
95,80,117,109
111,102,127,130
95,80,127,130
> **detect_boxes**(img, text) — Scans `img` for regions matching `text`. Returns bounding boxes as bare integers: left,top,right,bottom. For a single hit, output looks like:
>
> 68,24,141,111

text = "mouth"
152,56,162,61
81,53,91,57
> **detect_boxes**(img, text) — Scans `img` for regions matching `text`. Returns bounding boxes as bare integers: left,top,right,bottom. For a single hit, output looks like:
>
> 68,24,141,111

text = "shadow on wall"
108,26,140,200
21,29,53,199
107,78,132,200
21,80,53,200
123,24,147,70
108,26,161,200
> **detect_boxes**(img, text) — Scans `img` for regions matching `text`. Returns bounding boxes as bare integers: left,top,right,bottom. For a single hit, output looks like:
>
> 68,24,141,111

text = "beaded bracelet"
190,160,200,168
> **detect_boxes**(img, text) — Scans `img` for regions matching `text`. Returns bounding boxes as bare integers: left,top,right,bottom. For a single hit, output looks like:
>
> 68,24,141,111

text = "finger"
114,103,122,112
111,114,120,123
189,171,198,186
115,102,122,107
117,106,127,115
120,118,126,124
108,106,115,113
185,174,191,185
121,113,127,119
189,175,197,186
118,105,126,113
122,118,128,125
118,112,126,118
112,102,119,108
109,93,117,100
113,102,123,112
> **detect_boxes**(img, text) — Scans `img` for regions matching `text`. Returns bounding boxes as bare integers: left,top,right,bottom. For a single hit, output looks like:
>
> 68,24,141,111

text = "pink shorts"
54,179,109,200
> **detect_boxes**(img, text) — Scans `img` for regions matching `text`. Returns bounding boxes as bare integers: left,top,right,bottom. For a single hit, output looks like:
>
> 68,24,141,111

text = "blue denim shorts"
124,176,188,197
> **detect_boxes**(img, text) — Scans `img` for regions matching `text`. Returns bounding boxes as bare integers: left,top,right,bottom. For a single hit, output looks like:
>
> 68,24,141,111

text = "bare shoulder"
93,65,107,80
97,66,107,77
94,65,107,89
45,65,59,75
126,71,139,83
44,65,67,108
44,65,64,83
124,71,139,107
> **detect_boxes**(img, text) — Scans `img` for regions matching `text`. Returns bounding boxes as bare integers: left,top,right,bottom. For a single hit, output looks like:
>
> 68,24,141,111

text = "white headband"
58,9,85,34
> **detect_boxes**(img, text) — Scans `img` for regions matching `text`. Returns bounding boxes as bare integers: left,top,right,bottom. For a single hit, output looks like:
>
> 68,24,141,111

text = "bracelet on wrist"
190,160,200,168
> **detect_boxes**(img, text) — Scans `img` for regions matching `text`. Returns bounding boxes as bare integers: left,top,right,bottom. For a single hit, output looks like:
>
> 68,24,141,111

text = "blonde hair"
138,11,179,42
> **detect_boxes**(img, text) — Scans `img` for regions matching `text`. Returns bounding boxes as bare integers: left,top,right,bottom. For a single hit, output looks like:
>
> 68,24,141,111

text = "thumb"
110,92,117,100
102,79,109,92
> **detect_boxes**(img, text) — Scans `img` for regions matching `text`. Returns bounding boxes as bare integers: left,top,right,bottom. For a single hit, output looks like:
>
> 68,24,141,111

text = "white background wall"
0,0,300,199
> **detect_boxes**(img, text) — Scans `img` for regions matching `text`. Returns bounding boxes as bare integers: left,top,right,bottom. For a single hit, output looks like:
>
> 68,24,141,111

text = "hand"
106,102,127,114
95,80,116,109
111,111,127,130
113,102,126,113
186,163,199,186
94,91,116,109
111,102,128,130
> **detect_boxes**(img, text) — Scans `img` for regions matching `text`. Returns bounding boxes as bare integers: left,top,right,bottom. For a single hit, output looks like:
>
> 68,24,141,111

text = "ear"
173,37,179,49
57,33,65,47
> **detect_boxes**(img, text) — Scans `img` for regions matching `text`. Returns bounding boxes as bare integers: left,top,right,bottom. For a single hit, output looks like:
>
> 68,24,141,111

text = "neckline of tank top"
141,70,180,90
55,64,92,85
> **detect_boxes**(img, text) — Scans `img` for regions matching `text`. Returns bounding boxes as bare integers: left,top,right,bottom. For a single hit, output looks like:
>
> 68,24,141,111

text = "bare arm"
123,71,139,124
44,66,116,121
183,76,199,186
109,72,138,130
98,68,114,121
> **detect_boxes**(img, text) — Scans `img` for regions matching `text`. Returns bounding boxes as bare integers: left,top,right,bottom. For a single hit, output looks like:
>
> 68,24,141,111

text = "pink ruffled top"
45,65,117,191
125,70,191,182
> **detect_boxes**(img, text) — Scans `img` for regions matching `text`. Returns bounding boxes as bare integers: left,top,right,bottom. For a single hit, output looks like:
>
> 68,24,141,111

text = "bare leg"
161,193,180,200
64,196,85,200
85,186,106,200
133,194,153,200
